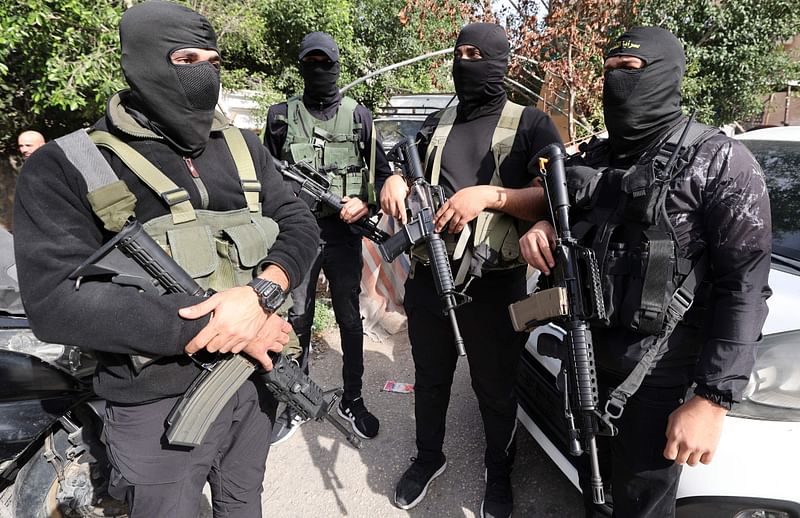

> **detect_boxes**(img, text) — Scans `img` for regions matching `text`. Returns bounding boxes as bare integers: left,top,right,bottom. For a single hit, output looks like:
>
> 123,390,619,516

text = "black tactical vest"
568,122,720,336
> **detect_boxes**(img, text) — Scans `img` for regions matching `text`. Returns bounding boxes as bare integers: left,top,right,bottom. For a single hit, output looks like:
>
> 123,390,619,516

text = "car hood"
763,264,800,335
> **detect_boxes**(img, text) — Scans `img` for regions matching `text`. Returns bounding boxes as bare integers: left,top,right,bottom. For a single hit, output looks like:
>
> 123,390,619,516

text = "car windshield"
740,139,800,262
374,119,426,151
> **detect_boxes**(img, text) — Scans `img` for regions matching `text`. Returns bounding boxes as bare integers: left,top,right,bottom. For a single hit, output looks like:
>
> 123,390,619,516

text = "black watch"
247,278,286,313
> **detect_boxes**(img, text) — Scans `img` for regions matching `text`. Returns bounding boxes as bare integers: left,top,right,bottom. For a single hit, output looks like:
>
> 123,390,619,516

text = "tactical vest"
55,127,280,293
279,96,374,216
568,121,720,336
423,100,530,284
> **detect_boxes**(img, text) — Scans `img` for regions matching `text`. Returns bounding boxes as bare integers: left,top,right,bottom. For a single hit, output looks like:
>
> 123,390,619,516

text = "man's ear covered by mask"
119,1,221,158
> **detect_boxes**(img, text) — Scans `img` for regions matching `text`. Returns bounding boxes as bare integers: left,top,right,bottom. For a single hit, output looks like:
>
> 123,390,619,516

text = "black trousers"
581,376,687,518
288,238,365,401
404,265,529,479
103,380,276,518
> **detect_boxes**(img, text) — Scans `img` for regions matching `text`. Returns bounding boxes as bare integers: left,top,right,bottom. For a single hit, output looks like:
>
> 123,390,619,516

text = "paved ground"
257,325,585,518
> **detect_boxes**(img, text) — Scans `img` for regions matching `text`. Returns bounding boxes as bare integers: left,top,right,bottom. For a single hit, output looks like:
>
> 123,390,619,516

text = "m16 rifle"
380,137,471,357
508,143,609,504
69,220,361,449
273,157,390,245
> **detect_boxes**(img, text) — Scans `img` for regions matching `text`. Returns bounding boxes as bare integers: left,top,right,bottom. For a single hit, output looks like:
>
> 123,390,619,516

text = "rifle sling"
601,253,708,426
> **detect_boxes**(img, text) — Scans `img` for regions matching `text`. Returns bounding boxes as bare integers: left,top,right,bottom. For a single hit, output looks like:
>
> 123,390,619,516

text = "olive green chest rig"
423,100,529,284
277,96,373,216
55,127,279,293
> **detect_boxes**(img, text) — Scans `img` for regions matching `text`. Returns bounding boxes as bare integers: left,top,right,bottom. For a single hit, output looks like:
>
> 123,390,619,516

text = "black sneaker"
393,454,447,510
337,397,379,439
481,475,513,518
270,407,308,446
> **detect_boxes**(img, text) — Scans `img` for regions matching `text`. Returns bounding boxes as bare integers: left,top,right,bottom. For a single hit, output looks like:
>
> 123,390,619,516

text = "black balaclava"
452,23,509,121
119,1,220,158
603,26,686,161
298,32,341,108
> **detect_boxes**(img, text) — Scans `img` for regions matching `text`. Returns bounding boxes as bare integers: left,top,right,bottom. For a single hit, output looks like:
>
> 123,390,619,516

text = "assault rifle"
273,157,390,245
381,137,471,357
507,143,608,504
69,220,361,449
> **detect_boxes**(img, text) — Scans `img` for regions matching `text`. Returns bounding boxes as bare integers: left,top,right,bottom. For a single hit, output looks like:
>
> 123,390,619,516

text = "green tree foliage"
0,0,126,154
198,0,465,115
636,0,800,125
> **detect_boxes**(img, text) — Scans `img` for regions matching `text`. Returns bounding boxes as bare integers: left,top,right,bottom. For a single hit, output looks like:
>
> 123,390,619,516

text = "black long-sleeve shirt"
575,130,772,404
13,97,318,404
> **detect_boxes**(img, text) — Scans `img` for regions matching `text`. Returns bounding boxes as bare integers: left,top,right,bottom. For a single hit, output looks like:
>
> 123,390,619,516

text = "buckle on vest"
667,285,694,320
161,188,190,206
241,179,261,192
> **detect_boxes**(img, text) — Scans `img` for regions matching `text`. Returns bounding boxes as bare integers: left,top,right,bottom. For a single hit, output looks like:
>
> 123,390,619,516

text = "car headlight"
732,330,800,420
0,327,89,375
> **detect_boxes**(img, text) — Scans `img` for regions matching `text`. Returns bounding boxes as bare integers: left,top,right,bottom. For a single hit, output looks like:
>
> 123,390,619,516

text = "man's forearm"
485,185,547,221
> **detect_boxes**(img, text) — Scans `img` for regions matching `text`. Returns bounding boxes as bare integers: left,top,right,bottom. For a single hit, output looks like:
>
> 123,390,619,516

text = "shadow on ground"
260,327,584,518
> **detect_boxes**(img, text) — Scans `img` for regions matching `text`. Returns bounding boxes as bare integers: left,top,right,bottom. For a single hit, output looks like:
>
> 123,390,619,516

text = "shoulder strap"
90,131,196,224
489,100,525,186
601,253,709,426
221,127,261,213
54,130,137,232
426,106,457,185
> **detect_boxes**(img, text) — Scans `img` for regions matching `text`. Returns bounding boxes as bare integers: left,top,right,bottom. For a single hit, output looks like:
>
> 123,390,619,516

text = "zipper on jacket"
183,157,210,209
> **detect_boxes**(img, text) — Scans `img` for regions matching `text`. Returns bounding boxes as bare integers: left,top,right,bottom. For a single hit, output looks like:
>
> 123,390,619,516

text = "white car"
516,126,800,517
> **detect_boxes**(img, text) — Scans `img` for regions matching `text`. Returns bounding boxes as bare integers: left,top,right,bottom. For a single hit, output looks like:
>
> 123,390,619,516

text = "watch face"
249,279,285,312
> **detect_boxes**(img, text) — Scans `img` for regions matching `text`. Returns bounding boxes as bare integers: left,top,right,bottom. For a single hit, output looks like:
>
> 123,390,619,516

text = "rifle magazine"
166,354,257,447
508,287,569,332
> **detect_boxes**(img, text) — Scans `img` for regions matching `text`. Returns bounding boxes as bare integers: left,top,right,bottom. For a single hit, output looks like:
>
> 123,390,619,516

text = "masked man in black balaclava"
380,23,562,518
520,27,771,518
263,31,392,445
13,2,319,516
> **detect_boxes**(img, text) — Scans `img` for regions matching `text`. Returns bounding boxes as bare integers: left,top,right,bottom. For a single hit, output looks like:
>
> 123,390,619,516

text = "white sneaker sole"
270,418,307,446
393,461,447,510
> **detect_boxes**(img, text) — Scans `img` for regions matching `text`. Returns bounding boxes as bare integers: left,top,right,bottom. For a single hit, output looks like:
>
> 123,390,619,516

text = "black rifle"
381,137,471,357
273,157,390,245
69,220,361,449
509,143,608,504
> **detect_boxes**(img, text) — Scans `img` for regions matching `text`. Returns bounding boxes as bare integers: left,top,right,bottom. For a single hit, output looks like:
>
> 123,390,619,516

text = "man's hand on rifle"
379,175,409,224
663,395,728,466
340,196,369,224
519,220,557,275
433,185,493,234
180,266,291,370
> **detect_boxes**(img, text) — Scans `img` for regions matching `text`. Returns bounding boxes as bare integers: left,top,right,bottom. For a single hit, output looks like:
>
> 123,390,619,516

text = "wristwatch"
247,278,286,313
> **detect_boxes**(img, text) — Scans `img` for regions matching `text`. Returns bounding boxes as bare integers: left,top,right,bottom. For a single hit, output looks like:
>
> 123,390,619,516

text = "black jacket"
13,93,318,404
573,130,772,405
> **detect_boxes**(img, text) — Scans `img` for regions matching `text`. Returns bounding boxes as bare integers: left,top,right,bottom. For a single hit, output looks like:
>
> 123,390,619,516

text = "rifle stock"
69,219,361,449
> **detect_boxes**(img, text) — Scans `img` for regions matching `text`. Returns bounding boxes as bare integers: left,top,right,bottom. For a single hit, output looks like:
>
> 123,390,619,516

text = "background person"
17,130,45,160
263,31,392,444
